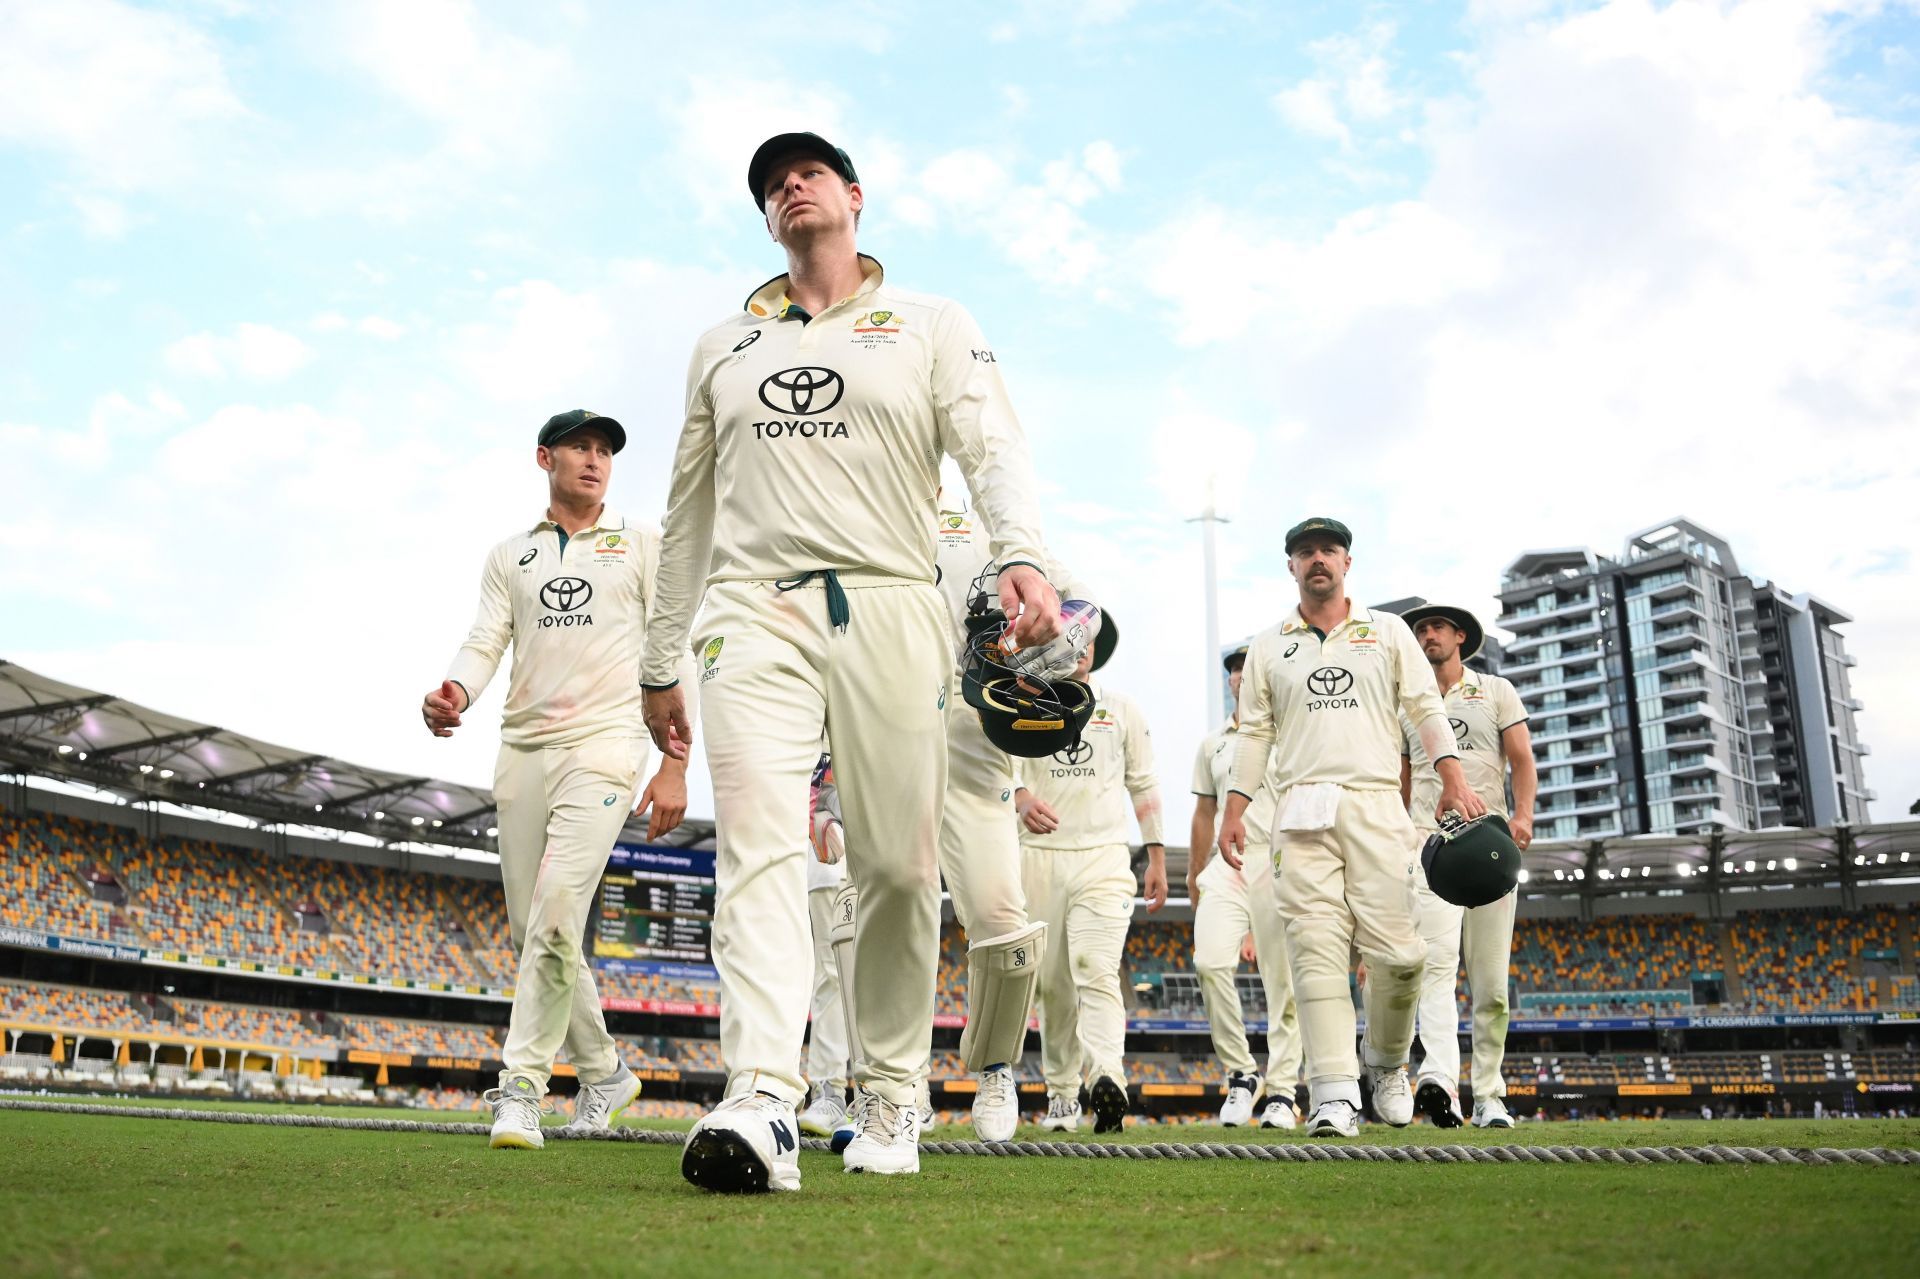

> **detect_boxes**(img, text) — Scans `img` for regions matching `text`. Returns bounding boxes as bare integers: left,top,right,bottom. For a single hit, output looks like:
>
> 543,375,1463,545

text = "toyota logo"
540,577,593,612
1449,717,1470,740
1306,667,1353,696
1054,741,1093,766
758,366,845,415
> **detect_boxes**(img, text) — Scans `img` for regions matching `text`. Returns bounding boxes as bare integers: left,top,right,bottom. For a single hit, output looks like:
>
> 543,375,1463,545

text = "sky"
2,0,1917,846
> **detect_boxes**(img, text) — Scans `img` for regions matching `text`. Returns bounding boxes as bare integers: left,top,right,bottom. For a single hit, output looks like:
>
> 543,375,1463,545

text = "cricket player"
1398,604,1534,1130
800,753,853,1138
1014,634,1165,1134
927,496,1102,1140
640,132,1060,1192
422,409,690,1150
1189,644,1302,1129
1218,518,1486,1138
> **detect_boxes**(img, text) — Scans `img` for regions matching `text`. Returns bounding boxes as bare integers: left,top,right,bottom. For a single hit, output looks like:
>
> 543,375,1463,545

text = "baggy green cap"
537,409,625,454
748,132,860,210
1284,516,1352,555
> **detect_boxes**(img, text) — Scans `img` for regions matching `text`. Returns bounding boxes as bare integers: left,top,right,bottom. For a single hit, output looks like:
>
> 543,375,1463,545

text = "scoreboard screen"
594,844,717,964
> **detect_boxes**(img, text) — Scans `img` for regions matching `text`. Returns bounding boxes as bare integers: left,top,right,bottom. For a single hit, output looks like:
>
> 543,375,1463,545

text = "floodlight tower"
1187,476,1230,721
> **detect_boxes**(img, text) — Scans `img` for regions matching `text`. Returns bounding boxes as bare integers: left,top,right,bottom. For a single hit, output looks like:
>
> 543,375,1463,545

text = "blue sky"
3,0,1916,835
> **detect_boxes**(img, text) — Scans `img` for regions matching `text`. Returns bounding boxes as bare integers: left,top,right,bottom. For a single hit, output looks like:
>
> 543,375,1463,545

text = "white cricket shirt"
641,256,1049,685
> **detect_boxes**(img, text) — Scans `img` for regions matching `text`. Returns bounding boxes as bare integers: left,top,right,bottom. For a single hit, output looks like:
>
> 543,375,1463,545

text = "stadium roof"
0,661,716,855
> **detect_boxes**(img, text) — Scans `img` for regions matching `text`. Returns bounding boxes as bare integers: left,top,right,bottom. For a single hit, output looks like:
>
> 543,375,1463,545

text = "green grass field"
4,1099,1917,1278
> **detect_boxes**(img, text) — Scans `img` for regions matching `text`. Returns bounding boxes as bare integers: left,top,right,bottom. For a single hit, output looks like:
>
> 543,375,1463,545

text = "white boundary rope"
3,1098,1915,1166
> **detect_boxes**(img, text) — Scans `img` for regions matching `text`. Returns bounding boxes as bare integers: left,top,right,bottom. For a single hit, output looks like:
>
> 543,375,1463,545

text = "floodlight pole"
1187,476,1230,721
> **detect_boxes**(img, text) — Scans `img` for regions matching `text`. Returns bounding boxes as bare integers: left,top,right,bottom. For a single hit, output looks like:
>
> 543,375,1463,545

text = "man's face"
762,153,862,247
538,428,614,503
1287,538,1350,602
1074,646,1096,680
1414,618,1465,665
1227,663,1244,707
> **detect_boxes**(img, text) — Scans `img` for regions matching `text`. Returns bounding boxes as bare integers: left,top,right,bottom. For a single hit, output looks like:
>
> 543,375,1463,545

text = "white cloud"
1274,79,1351,146
1145,0,1920,819
916,142,1125,289
1272,20,1404,149
0,0,245,192
310,312,351,333
358,316,407,340
164,324,314,381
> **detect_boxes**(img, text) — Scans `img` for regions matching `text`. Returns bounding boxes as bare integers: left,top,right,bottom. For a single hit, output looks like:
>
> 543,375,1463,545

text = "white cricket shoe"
486,1076,548,1150
831,1090,860,1153
1219,1071,1258,1127
1413,1074,1464,1130
843,1088,921,1175
1364,1064,1414,1127
1039,1092,1081,1132
972,1065,1019,1143
1472,1096,1514,1129
563,1066,641,1134
1306,1099,1360,1138
1258,1097,1298,1130
798,1082,847,1138
682,1093,802,1194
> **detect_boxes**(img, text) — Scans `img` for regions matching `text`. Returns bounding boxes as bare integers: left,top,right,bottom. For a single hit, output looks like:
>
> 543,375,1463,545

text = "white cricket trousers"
805,885,851,1089
494,734,645,1091
1022,843,1133,1095
700,576,949,1108
1194,863,1301,1098
1273,787,1427,1109
1413,872,1516,1099
941,694,1029,939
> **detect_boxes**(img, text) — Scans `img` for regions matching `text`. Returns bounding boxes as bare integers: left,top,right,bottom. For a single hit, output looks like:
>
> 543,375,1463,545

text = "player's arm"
1220,639,1276,869
1399,752,1412,810
1392,620,1485,822
1502,716,1537,850
1121,697,1167,912
1188,795,1216,905
641,344,720,759
427,544,511,737
930,302,1058,646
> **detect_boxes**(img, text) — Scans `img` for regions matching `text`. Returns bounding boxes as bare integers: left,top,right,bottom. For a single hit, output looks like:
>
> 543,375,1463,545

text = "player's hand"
635,765,687,841
1017,793,1060,835
422,680,465,737
1510,813,1534,851
643,686,692,760
1217,812,1246,871
1436,774,1488,824
811,811,845,865
998,564,1062,648
1240,933,1257,965
1143,856,1168,913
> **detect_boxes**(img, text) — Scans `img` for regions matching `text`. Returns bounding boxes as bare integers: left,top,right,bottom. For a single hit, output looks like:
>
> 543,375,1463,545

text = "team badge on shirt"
852,309,905,347
701,636,724,684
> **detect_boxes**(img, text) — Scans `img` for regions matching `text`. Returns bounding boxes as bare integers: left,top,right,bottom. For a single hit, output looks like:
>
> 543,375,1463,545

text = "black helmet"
1421,812,1522,908
960,609,1095,758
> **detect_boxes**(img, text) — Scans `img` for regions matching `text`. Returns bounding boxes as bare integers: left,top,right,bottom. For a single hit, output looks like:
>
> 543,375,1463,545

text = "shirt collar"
1279,600,1371,634
531,508,625,536
744,254,885,320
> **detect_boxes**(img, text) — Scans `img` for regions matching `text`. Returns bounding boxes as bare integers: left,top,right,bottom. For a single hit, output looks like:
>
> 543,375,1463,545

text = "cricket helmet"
1420,812,1522,908
960,607,1096,758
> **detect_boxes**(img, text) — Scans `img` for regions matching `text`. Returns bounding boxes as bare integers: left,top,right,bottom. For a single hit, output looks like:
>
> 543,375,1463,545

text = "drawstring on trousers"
775,569,851,632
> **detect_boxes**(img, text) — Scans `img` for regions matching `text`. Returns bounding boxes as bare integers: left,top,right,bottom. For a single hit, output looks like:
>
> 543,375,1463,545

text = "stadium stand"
340,1015,499,1059
0,809,147,948
172,998,332,1050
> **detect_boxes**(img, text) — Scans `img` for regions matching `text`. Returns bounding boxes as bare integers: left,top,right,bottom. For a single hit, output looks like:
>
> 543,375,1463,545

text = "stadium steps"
435,885,500,985
1713,921,1745,1001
